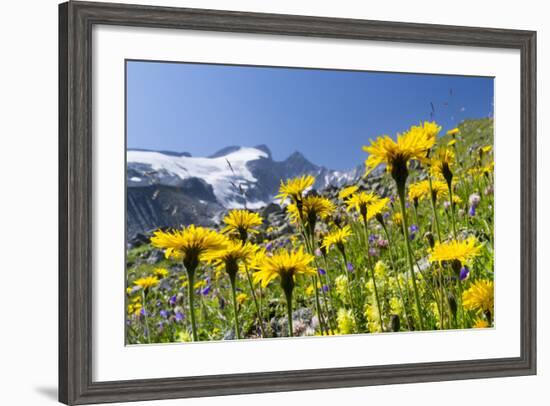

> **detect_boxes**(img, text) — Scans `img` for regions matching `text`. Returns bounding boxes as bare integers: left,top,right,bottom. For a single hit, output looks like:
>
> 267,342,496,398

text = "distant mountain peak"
209,145,241,158
253,144,272,159
128,148,192,157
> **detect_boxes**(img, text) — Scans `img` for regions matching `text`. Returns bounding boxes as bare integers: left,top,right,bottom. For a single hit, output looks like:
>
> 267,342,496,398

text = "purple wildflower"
409,224,419,240
469,193,481,207
377,237,389,249
346,262,354,272
318,268,326,276
160,309,169,319
443,200,451,210
322,285,329,292
469,206,476,217
265,241,273,252
175,311,184,322
459,266,470,281
168,295,177,306
368,247,379,257
201,285,211,295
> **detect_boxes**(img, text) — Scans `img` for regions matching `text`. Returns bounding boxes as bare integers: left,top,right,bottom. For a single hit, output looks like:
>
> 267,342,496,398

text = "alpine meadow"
125,61,494,344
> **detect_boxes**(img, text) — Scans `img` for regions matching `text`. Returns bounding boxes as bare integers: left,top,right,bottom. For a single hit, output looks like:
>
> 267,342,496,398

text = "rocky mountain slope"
126,145,363,237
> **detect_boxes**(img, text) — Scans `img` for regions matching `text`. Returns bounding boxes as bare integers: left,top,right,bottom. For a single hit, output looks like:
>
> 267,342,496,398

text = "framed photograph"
59,1,536,404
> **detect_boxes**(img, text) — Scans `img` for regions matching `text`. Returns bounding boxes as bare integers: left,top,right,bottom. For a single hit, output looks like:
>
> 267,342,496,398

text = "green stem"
301,228,327,335
363,216,384,332
448,183,458,240
428,177,442,242
141,290,151,344
230,276,241,339
244,266,266,337
397,187,425,330
186,270,198,341
381,222,413,330
285,290,293,337
340,251,360,329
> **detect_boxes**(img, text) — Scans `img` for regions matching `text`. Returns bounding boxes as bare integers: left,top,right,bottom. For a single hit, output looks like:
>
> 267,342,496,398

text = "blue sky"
127,60,493,171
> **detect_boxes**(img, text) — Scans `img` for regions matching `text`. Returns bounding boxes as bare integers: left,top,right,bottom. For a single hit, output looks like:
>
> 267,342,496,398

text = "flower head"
203,240,257,277
236,293,248,305
287,195,335,229
362,122,438,179
151,225,227,271
447,128,460,136
276,175,315,203
153,267,169,279
222,210,263,240
430,147,455,185
408,180,448,204
392,212,403,227
253,247,316,289
133,276,159,290
322,225,353,252
345,191,377,218
473,318,490,328
462,279,494,314
338,185,359,201
429,236,482,264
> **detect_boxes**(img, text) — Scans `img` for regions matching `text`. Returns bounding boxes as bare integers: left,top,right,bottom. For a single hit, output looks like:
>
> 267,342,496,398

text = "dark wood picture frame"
59,1,537,404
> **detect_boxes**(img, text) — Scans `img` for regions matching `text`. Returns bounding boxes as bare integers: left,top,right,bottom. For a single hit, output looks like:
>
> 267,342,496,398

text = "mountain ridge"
126,144,363,237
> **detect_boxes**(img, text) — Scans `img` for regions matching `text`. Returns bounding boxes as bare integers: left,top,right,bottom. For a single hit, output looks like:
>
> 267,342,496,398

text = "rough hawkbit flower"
459,266,470,281
318,268,326,275
347,262,354,273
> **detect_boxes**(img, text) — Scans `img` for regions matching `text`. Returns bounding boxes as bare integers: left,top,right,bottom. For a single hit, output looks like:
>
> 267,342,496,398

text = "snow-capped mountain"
126,145,363,237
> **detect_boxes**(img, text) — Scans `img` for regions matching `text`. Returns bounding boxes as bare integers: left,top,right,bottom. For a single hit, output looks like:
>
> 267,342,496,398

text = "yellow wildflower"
338,185,359,200
322,225,352,252
222,209,263,240
362,121,438,177
253,247,316,288
337,308,356,335
133,276,159,290
236,293,248,305
429,236,482,264
151,225,227,270
153,267,169,279
463,280,494,314
276,175,315,203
